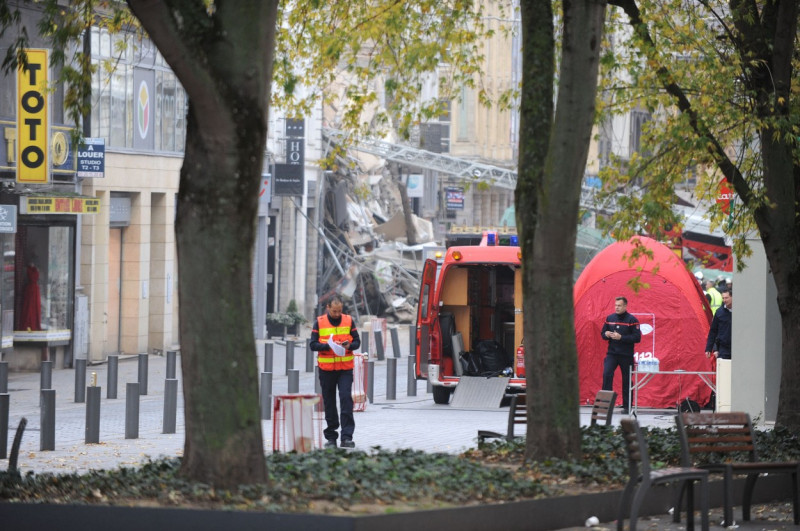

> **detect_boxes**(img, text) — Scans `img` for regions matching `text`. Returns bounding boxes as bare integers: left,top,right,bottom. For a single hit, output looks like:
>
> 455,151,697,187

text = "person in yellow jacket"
309,295,360,448
704,280,723,314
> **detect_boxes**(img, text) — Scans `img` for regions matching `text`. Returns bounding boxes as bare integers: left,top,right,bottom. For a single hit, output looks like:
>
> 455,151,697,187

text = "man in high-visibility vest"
705,280,723,314
310,295,361,448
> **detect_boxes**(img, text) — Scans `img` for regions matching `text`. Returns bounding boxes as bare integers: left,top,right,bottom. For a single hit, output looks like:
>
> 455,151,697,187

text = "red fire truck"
415,230,525,404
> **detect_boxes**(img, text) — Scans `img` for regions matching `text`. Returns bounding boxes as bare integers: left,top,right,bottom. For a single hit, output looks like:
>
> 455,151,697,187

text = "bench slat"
689,444,754,454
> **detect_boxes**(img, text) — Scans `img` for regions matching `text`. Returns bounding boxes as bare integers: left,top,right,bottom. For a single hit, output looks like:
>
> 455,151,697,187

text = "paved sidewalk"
2,326,674,476
558,501,799,531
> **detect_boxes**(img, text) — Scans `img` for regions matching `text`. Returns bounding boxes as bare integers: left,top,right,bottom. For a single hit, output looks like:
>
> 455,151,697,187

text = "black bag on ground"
679,397,701,413
474,340,509,374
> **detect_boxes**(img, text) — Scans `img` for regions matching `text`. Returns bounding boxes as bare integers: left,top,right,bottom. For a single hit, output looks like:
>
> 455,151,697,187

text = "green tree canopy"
600,0,800,427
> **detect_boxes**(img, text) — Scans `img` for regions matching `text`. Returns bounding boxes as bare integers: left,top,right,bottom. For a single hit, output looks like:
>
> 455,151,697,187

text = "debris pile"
316,164,437,325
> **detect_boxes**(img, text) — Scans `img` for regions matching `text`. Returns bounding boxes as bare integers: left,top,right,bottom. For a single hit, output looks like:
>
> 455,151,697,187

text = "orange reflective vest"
316,314,355,371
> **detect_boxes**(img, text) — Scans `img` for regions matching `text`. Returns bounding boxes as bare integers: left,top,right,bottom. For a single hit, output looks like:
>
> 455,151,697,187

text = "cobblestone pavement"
558,501,798,531
1,325,674,475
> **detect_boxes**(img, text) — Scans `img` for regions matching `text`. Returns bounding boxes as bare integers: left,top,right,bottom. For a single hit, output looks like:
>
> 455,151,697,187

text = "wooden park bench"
590,390,617,426
477,393,526,443
476,390,618,444
619,418,709,531
675,411,800,526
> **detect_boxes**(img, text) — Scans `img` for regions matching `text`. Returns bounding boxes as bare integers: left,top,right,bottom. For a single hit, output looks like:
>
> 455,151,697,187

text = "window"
457,86,470,140
110,64,130,147
92,67,110,141
629,110,651,156
0,234,14,347
91,27,187,153
14,224,74,332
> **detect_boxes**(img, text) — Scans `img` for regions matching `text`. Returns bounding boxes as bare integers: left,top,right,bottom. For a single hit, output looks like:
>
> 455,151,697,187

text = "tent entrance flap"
449,376,508,409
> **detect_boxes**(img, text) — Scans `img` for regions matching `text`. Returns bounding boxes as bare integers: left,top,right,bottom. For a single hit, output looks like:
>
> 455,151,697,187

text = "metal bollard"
374,330,385,361
367,361,375,403
260,372,273,420
40,360,53,390
386,358,397,400
107,355,119,399
285,340,294,375
85,385,101,443
0,360,8,393
407,355,417,397
305,341,314,373
74,358,86,403
288,369,300,393
125,382,140,439
163,379,178,434
137,353,149,395
362,333,370,359
166,350,177,379
40,389,56,451
390,327,401,358
264,342,274,373
0,393,8,458
409,325,416,358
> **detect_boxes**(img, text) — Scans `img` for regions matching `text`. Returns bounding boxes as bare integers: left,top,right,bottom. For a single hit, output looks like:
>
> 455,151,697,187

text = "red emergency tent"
574,236,714,409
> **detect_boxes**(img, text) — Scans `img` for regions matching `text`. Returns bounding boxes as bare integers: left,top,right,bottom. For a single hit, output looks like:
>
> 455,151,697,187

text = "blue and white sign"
77,138,105,178
0,205,17,233
407,174,424,198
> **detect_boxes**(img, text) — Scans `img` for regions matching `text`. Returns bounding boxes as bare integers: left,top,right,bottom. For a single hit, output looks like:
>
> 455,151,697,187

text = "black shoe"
340,440,355,448
324,439,337,449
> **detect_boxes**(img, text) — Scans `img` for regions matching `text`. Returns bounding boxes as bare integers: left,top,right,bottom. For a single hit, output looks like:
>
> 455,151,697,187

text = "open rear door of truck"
415,258,438,379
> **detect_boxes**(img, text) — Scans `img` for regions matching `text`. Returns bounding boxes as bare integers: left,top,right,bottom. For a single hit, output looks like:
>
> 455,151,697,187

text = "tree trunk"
516,0,552,457
176,115,267,485
521,0,606,460
127,0,279,486
392,163,418,245
776,296,800,427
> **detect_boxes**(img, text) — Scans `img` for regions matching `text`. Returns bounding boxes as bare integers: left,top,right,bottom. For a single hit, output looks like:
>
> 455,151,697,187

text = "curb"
0,475,793,531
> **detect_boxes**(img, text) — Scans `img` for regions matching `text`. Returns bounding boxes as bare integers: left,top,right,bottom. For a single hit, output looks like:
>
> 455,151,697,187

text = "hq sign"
17,49,49,184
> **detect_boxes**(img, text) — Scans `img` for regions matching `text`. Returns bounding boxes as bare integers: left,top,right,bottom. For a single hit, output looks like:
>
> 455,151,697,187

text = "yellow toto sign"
17,49,49,184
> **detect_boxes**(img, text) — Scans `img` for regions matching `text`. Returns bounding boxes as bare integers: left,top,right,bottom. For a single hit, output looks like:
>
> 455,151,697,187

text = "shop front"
0,194,98,370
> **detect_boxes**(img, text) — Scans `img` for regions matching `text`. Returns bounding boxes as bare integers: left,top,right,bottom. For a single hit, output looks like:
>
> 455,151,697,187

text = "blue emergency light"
510,235,518,246
487,232,496,245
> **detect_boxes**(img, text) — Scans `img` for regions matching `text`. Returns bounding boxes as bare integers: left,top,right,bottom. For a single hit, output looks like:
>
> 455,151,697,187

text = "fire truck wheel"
432,386,452,404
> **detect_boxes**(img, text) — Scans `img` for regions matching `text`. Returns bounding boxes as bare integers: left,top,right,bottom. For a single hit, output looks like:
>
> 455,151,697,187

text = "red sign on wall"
716,179,735,215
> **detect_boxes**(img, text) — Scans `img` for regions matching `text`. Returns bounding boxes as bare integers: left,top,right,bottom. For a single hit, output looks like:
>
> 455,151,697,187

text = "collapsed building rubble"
314,154,436,325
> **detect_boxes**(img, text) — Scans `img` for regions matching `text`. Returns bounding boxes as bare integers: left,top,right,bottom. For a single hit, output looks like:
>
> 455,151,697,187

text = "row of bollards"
25,350,181,451
256,325,423,420
11,326,421,455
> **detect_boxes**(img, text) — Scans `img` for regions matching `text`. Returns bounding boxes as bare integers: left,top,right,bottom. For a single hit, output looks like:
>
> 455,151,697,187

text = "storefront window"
0,234,14,348
14,225,74,332
110,63,129,147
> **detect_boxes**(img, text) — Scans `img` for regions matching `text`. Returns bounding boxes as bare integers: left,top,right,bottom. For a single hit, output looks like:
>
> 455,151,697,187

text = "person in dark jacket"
705,288,732,360
600,296,642,413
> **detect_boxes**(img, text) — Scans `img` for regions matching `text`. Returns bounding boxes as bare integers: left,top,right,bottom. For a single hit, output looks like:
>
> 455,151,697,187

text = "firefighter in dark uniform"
310,295,360,448
705,288,732,360
600,296,642,413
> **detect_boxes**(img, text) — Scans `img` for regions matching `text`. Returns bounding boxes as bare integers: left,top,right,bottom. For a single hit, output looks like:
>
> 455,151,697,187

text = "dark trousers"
602,354,633,410
318,368,355,441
